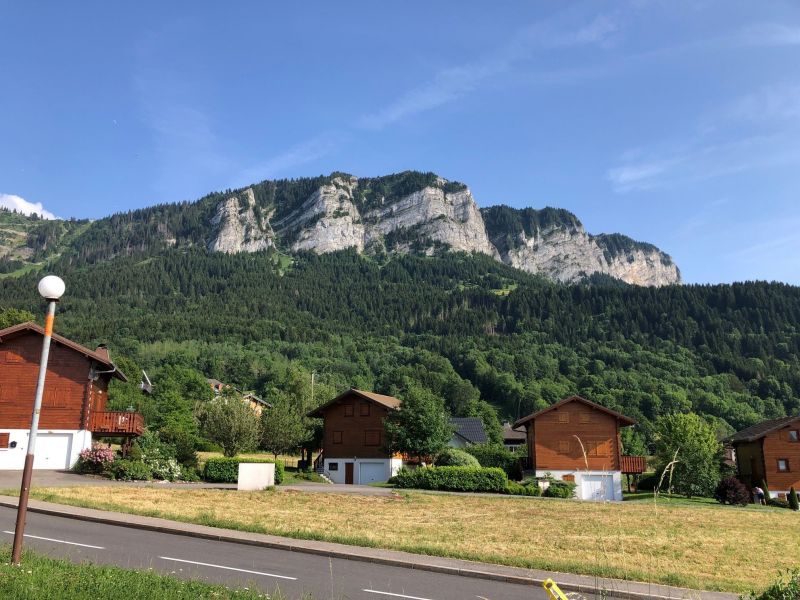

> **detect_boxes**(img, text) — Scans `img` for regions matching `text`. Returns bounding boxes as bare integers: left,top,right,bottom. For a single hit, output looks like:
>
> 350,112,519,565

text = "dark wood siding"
762,424,800,491
1,332,94,430
531,401,621,471
320,392,391,459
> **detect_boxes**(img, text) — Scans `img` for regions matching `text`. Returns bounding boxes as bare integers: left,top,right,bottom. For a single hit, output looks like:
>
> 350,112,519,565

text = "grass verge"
21,486,800,593
0,545,293,599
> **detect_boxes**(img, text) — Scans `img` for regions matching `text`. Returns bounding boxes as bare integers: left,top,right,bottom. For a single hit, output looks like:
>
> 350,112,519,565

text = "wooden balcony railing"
89,411,144,437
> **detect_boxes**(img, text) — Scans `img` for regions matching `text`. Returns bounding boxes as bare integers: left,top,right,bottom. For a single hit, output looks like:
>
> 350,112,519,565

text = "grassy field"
25,486,800,593
0,546,296,599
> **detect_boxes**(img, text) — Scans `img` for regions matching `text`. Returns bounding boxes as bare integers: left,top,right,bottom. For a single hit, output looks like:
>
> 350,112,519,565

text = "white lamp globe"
37,275,66,301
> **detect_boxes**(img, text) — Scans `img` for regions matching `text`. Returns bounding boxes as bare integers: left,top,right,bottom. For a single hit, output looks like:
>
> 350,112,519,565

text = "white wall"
0,429,91,470
536,469,623,501
323,458,402,484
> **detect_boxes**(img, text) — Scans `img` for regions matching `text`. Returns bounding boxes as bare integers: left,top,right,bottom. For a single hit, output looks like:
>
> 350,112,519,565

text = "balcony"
89,411,144,437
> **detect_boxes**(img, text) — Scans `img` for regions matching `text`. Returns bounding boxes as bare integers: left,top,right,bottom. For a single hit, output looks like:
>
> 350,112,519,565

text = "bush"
463,444,521,478
202,457,284,485
74,443,115,474
769,497,790,509
435,448,480,467
789,487,799,511
714,476,750,506
195,439,223,452
107,459,152,481
393,466,508,493
543,480,577,499
506,480,541,496
636,472,658,491
137,430,182,481
159,427,199,469
743,569,800,600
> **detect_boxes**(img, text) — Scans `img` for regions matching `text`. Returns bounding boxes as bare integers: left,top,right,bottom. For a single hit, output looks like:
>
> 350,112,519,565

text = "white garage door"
33,434,72,470
359,462,386,484
582,475,614,501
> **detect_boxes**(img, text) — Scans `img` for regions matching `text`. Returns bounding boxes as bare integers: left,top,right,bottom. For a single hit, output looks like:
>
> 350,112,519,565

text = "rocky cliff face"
206,173,680,286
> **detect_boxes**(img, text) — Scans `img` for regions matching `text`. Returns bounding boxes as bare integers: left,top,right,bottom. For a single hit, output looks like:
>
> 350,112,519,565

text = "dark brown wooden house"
308,388,402,485
0,322,142,470
513,395,638,501
728,415,800,500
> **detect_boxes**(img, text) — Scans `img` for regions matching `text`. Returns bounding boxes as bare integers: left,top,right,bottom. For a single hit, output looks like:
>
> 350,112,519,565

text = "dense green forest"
1,246,798,451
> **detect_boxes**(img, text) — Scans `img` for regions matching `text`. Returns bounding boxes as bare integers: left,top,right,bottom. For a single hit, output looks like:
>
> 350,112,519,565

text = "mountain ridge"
1,171,680,286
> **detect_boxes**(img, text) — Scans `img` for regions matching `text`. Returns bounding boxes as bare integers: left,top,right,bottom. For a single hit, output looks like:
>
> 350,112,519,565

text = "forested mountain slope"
1,247,797,450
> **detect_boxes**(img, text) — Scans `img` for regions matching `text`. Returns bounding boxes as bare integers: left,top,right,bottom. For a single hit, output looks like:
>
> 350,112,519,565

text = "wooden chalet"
0,322,142,470
728,415,800,500
308,388,403,485
513,395,641,501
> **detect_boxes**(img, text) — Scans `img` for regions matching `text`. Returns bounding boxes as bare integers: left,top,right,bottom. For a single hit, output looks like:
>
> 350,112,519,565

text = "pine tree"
789,486,799,511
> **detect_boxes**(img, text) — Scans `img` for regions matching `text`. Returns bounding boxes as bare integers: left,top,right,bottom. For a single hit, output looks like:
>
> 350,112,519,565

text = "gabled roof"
307,388,401,418
0,321,127,381
243,392,272,408
503,422,527,442
450,417,488,444
513,395,636,429
727,415,800,444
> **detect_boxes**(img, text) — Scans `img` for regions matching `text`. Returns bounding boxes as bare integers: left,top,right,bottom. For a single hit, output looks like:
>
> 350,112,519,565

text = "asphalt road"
0,505,557,600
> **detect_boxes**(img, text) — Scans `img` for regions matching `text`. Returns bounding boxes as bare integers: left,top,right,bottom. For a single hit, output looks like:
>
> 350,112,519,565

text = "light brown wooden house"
308,388,402,484
513,395,638,501
0,322,142,470
728,415,800,499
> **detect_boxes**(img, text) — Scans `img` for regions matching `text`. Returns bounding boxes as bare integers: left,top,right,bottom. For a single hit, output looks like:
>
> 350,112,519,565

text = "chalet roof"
450,417,488,444
727,415,800,444
513,395,636,429
307,388,401,418
503,422,527,442
243,392,272,408
0,321,127,381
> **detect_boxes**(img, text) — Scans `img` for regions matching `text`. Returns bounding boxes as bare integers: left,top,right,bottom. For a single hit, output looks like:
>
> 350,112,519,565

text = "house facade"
0,322,141,470
728,415,800,499
308,388,403,485
513,395,637,501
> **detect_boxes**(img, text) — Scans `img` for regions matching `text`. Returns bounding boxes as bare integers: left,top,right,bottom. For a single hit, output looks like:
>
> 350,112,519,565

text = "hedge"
435,448,480,467
393,466,508,493
506,480,541,496
203,457,284,484
463,444,523,479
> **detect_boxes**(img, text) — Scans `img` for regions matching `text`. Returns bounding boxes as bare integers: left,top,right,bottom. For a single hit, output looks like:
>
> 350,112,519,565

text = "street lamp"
11,275,65,565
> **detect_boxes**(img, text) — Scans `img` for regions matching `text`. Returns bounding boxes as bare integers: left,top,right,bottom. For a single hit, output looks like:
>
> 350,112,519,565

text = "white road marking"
2,530,105,549
158,556,297,580
363,590,436,600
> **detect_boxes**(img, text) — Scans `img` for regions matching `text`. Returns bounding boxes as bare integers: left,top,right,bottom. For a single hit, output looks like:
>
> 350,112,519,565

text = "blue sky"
2,1,799,284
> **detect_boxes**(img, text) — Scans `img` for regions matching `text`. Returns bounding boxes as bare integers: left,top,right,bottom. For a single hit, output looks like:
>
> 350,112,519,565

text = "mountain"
0,171,680,286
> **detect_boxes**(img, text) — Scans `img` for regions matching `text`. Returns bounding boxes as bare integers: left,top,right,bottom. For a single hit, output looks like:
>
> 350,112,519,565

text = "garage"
580,474,615,501
358,461,387,484
32,433,73,469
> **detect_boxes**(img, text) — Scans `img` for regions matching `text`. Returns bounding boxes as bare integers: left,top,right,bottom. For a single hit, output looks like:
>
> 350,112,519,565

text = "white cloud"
742,23,800,47
725,83,800,122
358,15,619,130
0,194,58,219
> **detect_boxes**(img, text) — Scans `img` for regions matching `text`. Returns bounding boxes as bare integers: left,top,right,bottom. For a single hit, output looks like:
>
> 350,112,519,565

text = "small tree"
713,476,750,506
789,487,799,511
260,396,308,459
384,386,453,463
198,391,260,457
653,413,722,497
762,479,771,503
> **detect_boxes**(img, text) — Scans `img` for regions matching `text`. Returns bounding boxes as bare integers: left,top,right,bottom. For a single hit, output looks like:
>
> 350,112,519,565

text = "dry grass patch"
29,486,799,593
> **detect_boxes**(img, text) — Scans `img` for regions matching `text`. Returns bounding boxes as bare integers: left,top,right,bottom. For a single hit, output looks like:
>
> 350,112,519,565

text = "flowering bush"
136,430,183,481
75,443,115,474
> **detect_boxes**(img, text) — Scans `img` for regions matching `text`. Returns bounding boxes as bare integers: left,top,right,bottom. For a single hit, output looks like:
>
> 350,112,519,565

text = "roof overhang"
513,395,636,429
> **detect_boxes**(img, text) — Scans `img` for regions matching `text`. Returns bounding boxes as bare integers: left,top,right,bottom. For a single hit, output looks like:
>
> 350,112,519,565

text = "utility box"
237,463,275,491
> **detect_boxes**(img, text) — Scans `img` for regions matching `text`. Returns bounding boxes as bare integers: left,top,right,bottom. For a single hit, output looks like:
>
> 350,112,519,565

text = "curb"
0,496,735,600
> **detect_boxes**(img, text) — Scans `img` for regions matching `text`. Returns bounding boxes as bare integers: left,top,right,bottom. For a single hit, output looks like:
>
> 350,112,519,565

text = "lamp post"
11,275,65,565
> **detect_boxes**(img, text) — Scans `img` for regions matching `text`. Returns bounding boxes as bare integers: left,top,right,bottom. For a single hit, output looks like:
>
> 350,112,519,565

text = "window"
344,404,354,417
360,403,370,417
789,430,799,442
328,462,339,471
586,441,599,456
557,411,570,424
364,430,380,446
579,413,590,424
0,433,9,449
777,459,789,472
332,431,343,444
558,440,570,453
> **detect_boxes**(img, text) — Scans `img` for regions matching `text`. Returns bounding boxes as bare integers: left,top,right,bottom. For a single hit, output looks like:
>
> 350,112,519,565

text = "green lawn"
0,546,300,599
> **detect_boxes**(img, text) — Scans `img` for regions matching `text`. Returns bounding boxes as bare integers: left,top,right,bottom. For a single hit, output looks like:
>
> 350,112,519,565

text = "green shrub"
714,476,750,506
107,459,152,481
543,480,577,499
195,439,223,452
742,569,800,599
393,466,507,493
463,443,519,476
768,497,790,509
506,480,541,496
762,479,771,502
789,487,799,511
636,472,658,491
435,448,480,467
202,457,284,484
159,427,199,469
